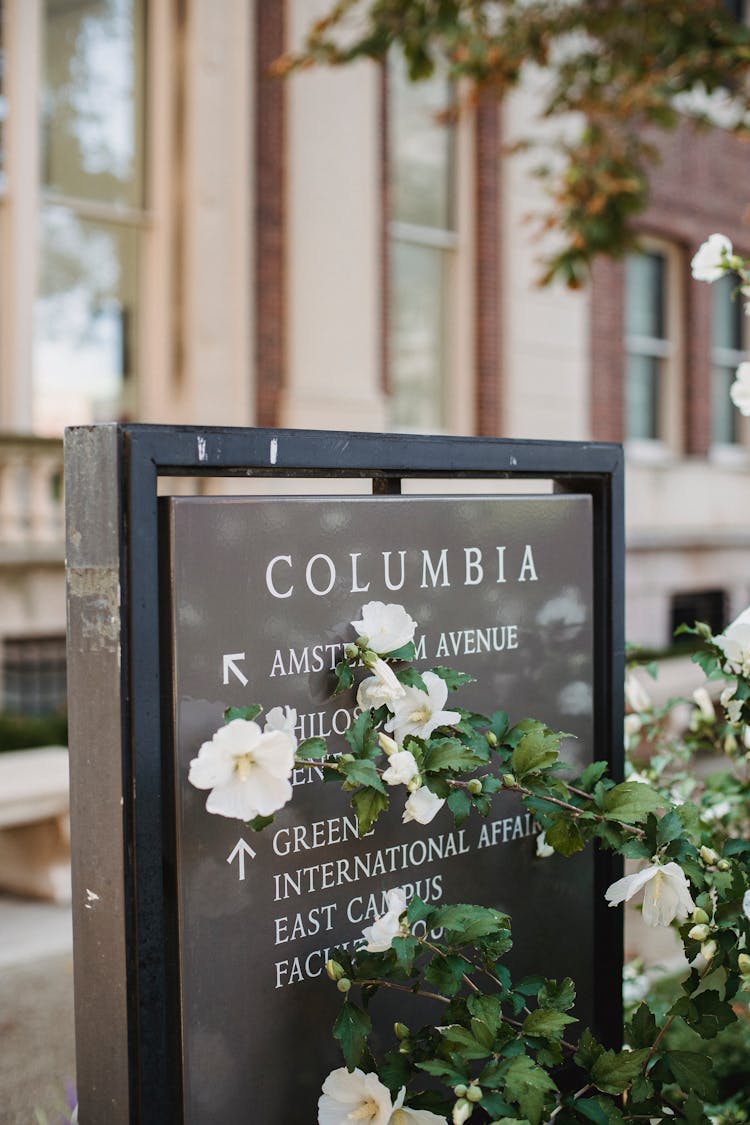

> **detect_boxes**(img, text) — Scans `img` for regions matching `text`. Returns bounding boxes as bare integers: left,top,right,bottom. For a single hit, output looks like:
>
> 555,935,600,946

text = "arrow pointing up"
227,838,256,881
223,652,248,686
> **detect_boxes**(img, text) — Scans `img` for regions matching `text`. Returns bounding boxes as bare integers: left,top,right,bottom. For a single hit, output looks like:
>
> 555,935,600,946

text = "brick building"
1,0,750,714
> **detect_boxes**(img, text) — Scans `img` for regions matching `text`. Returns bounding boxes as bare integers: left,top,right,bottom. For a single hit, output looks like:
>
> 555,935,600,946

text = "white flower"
715,606,750,678
362,888,408,952
382,750,420,788
385,672,460,743
691,233,732,282
536,831,555,858
624,671,651,714
317,1069,447,1125
318,1068,393,1125
357,658,407,711
403,786,445,825
743,888,750,922
605,861,695,927
352,601,417,655
730,361,750,416
264,705,298,747
691,687,715,722
188,719,295,821
720,680,743,723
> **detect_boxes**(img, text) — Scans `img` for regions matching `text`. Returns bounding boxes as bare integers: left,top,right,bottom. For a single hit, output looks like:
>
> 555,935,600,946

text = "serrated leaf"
503,1054,557,1125
511,726,561,779
351,786,389,835
429,665,477,690
333,1002,371,1069
628,1075,653,1105
391,935,417,972
579,761,608,791
416,1059,467,1085
426,738,483,773
345,709,379,759
424,953,466,997
602,781,665,824
447,788,472,824
574,1028,606,1071
395,666,427,692
537,977,576,1012
545,816,584,856
666,1051,715,1098
438,1023,492,1059
468,993,504,1036
379,1050,411,1093
246,812,275,831
626,1002,657,1049
341,757,386,793
575,1099,612,1125
334,660,354,696
590,1047,649,1095
385,641,416,662
224,704,263,722
295,736,327,760
432,903,509,942
522,1008,577,1041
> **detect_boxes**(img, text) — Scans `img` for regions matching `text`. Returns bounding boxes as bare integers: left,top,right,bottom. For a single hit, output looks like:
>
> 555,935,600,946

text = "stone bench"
0,748,71,903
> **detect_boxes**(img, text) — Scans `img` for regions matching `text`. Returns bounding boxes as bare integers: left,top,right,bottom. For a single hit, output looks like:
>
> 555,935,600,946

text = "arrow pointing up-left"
223,652,248,686
227,838,256,881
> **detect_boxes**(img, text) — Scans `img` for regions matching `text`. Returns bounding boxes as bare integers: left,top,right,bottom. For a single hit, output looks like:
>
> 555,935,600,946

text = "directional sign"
227,838,256,881
222,652,248,686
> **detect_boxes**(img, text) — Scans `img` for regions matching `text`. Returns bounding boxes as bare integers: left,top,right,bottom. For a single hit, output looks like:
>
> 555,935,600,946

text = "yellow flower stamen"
348,1098,378,1121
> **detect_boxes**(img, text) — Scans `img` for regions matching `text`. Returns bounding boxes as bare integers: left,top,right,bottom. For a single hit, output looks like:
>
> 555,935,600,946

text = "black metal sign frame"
65,424,624,1124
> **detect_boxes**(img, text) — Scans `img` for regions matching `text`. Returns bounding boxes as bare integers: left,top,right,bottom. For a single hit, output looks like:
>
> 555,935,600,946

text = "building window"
624,251,670,441
712,273,745,446
387,54,456,430
34,0,147,434
670,589,726,641
2,635,67,715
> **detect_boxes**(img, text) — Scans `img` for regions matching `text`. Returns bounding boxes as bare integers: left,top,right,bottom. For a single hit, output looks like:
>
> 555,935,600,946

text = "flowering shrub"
189,599,750,1124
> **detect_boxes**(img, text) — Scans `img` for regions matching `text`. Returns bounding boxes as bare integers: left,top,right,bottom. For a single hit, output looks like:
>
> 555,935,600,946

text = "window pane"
625,252,665,339
712,273,743,350
389,54,454,230
33,206,138,433
389,240,447,429
42,0,145,208
712,364,739,444
626,353,660,440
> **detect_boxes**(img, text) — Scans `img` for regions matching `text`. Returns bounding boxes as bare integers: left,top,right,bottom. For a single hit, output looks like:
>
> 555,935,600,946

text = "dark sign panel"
167,494,595,1124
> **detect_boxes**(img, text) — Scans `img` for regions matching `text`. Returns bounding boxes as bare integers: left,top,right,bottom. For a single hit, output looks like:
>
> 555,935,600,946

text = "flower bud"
466,1086,482,1103
363,649,379,667
339,753,355,764
485,730,498,747
378,732,400,758
700,845,719,866
452,1099,473,1125
326,960,345,982
467,778,483,796
406,776,422,792
717,858,731,872
501,773,516,789
688,924,711,942
452,1085,467,1099
701,940,717,962
397,1040,412,1054
344,643,359,660
738,953,750,976
394,1022,410,1041
337,977,352,993
692,907,710,925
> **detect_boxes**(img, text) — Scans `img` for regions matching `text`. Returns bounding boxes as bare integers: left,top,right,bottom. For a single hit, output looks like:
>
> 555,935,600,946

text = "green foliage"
0,710,68,752
277,0,750,285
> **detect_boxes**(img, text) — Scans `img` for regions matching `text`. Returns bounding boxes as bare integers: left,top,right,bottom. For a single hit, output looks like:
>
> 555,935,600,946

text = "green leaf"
511,726,561,779
488,710,510,739
395,666,427,692
579,761,608,791
406,894,433,925
438,1023,493,1060
574,1100,610,1125
503,1054,558,1125
426,738,483,773
666,1051,715,1098
537,977,576,1012
295,736,327,760
391,935,417,972
590,1047,649,1095
655,808,684,846
602,781,665,824
224,704,263,722
385,641,416,662
332,1002,371,1069
424,953,466,997
574,1028,606,1071
626,1002,657,1049
521,1008,577,1041
345,710,379,759
351,786,389,835
467,993,504,1036
432,903,509,942
545,816,585,856
416,1059,467,1085
341,757,386,793
245,812,275,831
430,665,476,690
689,990,735,1039
447,788,472,825
334,660,354,696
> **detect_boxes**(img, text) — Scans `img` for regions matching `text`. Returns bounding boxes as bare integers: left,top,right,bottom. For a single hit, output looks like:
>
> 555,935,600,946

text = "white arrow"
223,652,248,686
227,838,256,881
